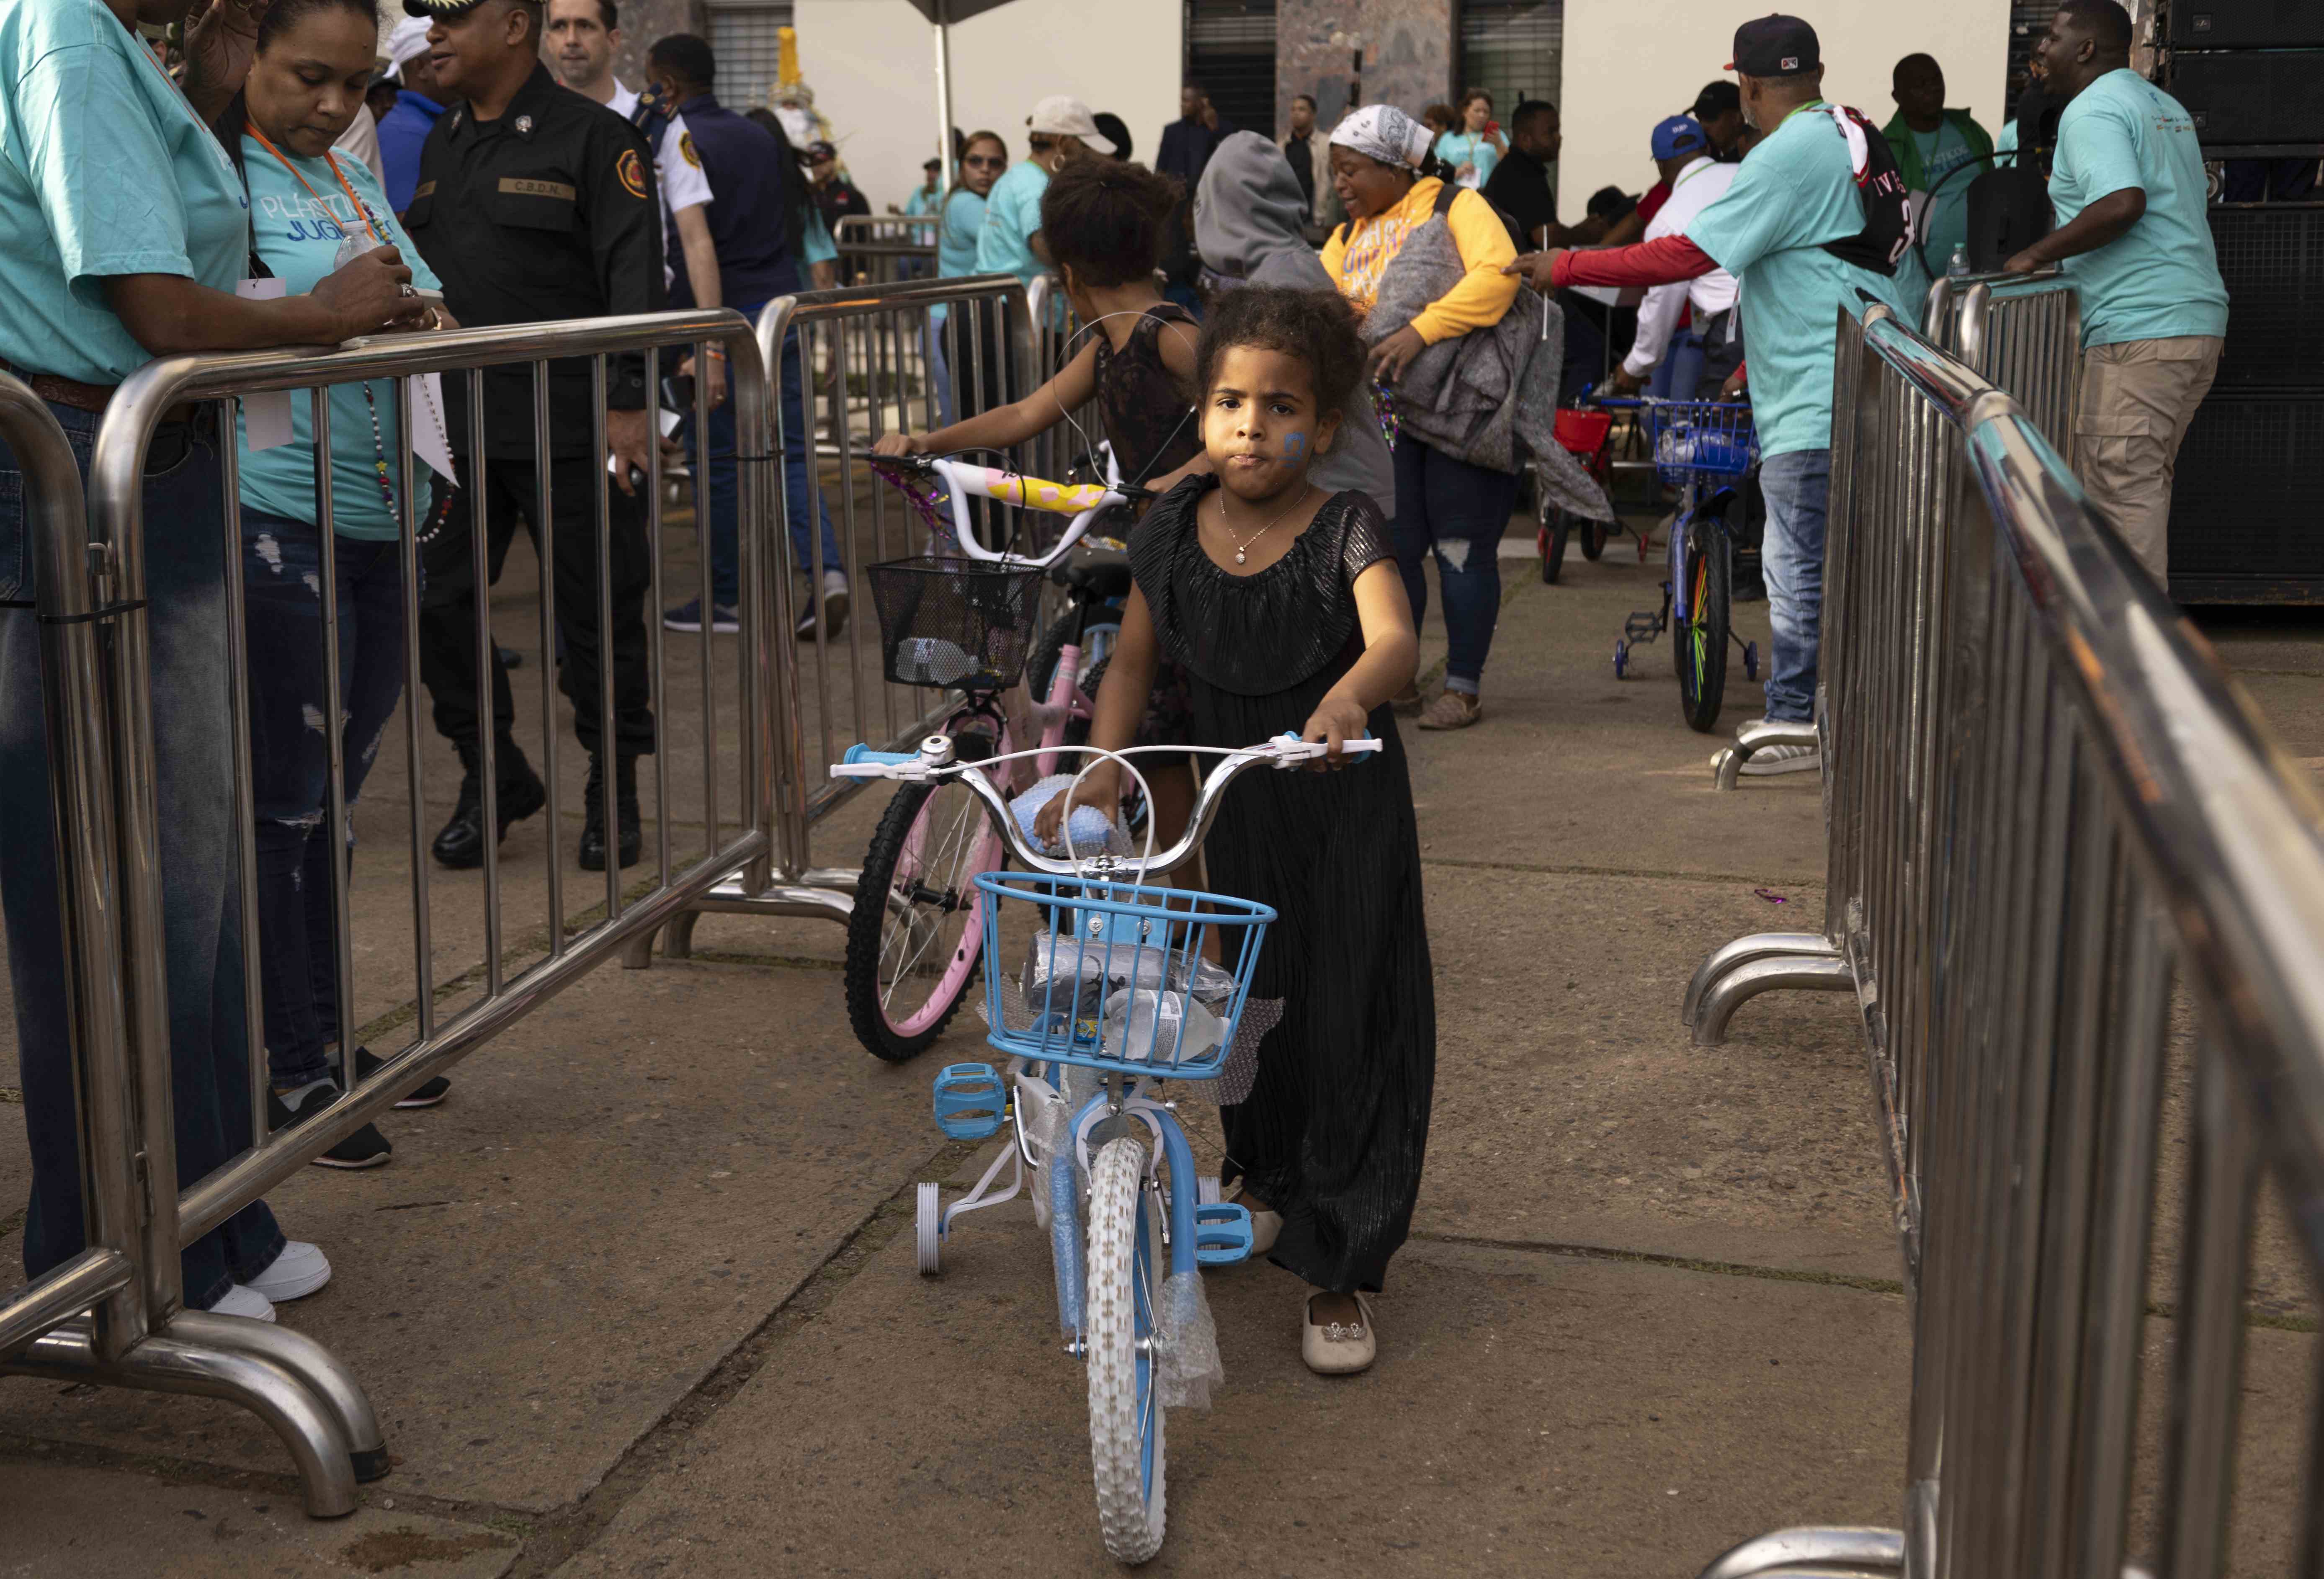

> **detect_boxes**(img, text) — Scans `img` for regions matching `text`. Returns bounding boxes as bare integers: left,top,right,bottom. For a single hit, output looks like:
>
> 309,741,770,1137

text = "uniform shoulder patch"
617,147,649,200
679,131,701,168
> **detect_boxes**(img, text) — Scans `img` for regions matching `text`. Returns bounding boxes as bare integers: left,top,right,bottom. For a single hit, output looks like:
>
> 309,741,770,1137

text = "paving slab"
0,1460,516,1578
0,959,942,1513
559,1229,1912,1579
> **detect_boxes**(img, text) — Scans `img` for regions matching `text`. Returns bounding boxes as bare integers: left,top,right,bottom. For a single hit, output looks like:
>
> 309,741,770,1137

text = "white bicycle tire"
1085,1135,1167,1564
916,1182,942,1276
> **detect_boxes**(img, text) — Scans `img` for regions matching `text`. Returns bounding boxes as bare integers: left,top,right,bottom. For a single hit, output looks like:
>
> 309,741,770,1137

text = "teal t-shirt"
938,185,986,280
975,159,1049,287
1435,130,1500,189
0,0,250,384
1992,118,2020,166
903,184,939,218
1912,121,1979,274
2048,69,2227,348
1685,101,1917,459
236,139,440,539
798,204,836,268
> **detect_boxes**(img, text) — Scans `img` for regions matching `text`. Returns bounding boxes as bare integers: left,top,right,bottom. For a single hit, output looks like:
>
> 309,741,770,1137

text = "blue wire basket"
975,869,1275,1080
1645,400,1759,487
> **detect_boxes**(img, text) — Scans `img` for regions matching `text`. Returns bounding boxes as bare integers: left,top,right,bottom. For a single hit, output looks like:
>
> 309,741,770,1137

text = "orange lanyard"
245,119,384,247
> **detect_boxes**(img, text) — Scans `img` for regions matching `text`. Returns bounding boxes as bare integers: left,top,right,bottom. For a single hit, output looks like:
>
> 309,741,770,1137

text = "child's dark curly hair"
1195,286,1369,425
1037,160,1184,288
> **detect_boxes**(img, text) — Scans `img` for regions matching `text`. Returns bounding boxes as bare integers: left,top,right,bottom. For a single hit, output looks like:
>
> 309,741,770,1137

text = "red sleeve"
1635,179,1671,223
1550,234,1719,290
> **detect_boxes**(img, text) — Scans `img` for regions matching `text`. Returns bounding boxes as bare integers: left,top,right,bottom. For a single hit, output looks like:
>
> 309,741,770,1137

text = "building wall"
605,0,706,89
786,0,1182,213
1277,0,1455,137
1557,0,2012,216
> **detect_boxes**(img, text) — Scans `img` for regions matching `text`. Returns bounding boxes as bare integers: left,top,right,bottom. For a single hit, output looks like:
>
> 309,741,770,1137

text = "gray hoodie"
1195,132,1396,518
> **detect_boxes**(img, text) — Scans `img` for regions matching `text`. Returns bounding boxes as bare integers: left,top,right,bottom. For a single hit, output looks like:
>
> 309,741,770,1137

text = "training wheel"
915,1181,943,1276
1744,641,1760,681
1613,640,1628,679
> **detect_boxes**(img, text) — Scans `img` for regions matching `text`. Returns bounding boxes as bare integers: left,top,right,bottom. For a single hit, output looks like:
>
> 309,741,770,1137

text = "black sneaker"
664,598,740,634
266,1081,394,1169
353,1045,450,1109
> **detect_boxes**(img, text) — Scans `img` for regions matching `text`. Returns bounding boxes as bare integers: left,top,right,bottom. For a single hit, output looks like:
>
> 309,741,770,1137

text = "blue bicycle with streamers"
831,732,1379,1565
1612,397,1761,733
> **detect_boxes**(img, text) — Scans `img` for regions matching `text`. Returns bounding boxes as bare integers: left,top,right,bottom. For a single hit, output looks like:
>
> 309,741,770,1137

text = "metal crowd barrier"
832,213,938,288
1713,275,2083,787
1689,302,2324,1577
0,310,772,1515
646,273,1042,953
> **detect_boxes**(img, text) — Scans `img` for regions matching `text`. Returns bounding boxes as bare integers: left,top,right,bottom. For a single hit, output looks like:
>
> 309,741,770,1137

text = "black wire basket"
865,556,1044,690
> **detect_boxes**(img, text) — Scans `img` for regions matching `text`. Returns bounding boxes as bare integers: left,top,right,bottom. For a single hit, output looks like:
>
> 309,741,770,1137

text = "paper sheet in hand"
233,279,293,451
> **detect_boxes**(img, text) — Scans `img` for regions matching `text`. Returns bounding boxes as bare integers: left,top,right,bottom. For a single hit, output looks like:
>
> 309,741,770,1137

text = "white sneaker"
1739,742,1821,777
209,1283,277,1322
247,1240,332,1304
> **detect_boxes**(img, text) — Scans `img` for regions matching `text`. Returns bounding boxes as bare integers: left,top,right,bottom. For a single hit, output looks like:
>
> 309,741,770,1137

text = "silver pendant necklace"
1216,485,1311,565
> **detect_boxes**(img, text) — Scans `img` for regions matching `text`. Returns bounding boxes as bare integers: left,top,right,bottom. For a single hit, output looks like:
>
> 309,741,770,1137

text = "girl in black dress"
1039,287,1433,1376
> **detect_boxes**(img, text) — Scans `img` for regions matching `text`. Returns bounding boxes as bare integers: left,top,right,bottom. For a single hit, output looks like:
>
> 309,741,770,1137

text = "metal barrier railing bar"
1689,303,2324,1577
833,213,939,290
0,309,770,1515
645,274,1040,953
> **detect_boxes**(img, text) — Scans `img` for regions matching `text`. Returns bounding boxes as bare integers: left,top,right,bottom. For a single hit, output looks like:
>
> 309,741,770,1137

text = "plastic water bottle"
896,636,974,686
1948,243,1973,279
1101,987,1222,1064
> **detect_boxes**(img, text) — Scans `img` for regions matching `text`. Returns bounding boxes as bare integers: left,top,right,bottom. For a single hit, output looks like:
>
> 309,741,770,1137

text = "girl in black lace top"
1038,287,1434,1376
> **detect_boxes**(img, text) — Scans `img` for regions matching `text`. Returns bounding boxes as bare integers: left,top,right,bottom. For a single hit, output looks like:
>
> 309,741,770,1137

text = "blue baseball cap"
1651,114,1708,160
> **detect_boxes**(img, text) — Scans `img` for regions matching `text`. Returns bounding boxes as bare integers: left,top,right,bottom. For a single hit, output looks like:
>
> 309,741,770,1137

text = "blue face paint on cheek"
1284,432,1307,459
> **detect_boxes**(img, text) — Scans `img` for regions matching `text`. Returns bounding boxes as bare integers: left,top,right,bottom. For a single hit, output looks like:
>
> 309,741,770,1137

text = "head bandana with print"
1327,105,1435,170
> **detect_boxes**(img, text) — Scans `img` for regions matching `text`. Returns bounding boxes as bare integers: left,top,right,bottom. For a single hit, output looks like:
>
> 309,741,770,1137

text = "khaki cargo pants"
2072,335,2224,588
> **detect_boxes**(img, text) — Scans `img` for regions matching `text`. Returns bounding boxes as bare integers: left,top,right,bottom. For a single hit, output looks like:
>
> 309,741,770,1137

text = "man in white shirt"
544,0,724,403
1608,116,1740,398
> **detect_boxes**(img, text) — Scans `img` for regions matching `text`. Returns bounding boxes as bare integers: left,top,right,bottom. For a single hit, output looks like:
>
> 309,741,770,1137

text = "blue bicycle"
831,732,1378,1564
1610,398,1761,732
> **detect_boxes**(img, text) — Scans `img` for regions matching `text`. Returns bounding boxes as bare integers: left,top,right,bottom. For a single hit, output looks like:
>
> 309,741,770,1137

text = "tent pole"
933,0,955,193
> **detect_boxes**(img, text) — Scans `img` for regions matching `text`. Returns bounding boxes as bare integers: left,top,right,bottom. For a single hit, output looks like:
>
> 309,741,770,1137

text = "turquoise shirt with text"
2047,69,2227,348
1685,101,1917,459
235,139,440,539
0,0,250,384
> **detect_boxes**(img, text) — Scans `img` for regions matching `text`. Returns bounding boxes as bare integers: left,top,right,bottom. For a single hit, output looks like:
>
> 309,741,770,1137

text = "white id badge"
234,279,293,451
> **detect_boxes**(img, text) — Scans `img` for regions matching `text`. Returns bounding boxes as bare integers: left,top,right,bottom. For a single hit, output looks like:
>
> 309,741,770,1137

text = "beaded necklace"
245,121,401,518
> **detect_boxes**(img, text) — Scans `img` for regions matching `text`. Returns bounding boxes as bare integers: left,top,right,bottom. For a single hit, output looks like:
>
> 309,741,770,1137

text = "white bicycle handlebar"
831,734,1382,879
912,445,1131,571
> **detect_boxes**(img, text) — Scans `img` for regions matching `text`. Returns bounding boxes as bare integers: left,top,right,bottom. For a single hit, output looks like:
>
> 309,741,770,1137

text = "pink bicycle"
845,453,1138,1061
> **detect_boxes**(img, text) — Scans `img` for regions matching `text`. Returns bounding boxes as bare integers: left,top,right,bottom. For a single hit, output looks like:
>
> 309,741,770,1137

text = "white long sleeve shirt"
1621,156,1742,377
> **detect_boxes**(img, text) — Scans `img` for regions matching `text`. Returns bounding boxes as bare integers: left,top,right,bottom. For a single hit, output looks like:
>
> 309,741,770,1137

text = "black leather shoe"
578,752,643,871
431,738,548,869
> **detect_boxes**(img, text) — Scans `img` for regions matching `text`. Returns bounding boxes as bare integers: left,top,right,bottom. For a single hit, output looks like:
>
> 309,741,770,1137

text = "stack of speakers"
2160,0,2324,601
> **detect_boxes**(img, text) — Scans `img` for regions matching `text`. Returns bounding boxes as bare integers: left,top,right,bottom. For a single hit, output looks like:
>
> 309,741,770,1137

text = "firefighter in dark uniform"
401,0,662,871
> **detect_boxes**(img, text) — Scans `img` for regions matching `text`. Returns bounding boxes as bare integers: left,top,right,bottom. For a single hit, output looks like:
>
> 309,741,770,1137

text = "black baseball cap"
1728,14,1821,76
402,0,484,17
1691,80,1741,119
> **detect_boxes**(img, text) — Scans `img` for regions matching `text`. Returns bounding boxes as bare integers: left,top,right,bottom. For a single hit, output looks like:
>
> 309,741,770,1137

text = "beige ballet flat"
1301,1290,1377,1376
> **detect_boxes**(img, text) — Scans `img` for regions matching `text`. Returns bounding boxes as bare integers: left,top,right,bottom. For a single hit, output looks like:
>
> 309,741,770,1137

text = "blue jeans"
241,510,405,1091
1759,448,1831,723
687,302,843,610
1390,435,1516,693
0,402,284,1310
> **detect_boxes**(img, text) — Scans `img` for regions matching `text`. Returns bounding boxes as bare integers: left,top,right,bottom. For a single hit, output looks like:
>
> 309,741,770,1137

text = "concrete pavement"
3,489,2319,1575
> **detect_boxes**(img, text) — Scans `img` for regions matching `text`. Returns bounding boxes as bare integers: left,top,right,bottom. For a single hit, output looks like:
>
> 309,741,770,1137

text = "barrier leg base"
1712,718,1822,791
1696,1526,1904,1579
1687,932,1855,1045
3,1314,381,1516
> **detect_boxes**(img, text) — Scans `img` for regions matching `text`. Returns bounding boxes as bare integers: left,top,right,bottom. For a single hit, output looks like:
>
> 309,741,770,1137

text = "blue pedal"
1193,1202,1255,1266
932,1063,1006,1140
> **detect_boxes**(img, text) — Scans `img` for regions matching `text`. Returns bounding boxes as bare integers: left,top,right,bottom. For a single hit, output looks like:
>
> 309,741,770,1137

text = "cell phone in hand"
661,374,696,413
1487,119,1500,135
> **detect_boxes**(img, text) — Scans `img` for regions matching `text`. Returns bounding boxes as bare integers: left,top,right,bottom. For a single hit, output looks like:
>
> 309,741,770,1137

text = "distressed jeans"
1759,448,1831,724
0,400,284,1310
1390,435,1517,693
241,509,406,1091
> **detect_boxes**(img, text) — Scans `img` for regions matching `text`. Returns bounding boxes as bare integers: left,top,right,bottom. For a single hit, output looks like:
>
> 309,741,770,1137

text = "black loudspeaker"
2167,0,2324,46
2166,50,2324,144
2168,394,2324,601
2208,203,2324,389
